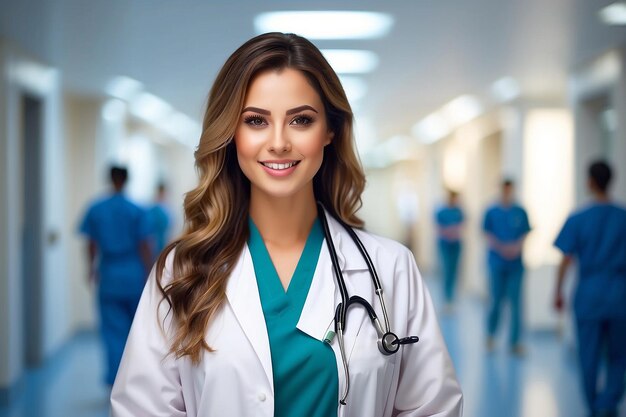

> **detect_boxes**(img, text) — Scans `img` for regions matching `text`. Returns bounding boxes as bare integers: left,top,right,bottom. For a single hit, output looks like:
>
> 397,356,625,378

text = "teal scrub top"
554,202,626,319
435,205,464,244
79,193,151,298
248,218,338,417
483,203,530,267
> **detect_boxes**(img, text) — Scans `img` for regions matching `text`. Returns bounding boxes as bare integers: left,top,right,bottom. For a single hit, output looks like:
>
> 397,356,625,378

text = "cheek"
299,129,332,156
234,129,259,161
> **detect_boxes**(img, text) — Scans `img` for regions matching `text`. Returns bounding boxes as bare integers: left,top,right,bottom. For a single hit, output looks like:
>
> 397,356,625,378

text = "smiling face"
234,67,333,204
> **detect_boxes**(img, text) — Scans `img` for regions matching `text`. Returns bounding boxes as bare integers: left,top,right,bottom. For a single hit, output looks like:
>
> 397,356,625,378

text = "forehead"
243,68,323,109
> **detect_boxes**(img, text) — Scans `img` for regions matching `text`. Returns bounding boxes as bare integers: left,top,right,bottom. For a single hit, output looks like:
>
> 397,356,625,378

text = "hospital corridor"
2,1,626,416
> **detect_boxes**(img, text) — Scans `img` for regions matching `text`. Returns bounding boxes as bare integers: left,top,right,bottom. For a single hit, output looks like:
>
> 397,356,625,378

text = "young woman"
111,32,463,417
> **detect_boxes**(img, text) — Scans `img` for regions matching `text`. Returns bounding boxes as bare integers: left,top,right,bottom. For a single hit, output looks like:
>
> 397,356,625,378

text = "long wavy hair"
156,32,366,363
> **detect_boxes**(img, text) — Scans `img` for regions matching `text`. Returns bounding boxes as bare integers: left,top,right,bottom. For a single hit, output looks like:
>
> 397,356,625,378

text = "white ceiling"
2,0,626,142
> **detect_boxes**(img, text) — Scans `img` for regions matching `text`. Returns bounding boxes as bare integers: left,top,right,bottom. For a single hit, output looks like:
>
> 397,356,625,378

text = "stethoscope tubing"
317,203,396,404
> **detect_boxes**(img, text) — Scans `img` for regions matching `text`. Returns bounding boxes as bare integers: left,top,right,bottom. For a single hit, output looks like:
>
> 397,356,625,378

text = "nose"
268,126,291,153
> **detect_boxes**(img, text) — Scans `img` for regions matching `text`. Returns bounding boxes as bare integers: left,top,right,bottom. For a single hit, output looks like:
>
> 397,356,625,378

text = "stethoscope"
317,203,419,405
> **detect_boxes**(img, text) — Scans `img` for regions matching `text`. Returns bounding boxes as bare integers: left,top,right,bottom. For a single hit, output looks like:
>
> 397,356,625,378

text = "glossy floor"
1,278,625,417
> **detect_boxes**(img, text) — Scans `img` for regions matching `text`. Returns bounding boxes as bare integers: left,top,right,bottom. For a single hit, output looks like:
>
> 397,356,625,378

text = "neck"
593,190,609,202
249,188,318,246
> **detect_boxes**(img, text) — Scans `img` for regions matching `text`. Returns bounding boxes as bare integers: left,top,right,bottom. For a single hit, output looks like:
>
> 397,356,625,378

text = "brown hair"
156,32,366,363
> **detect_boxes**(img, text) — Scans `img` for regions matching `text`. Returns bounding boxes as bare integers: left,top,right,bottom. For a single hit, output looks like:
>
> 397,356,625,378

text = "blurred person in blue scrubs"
553,161,626,417
435,189,464,312
79,166,152,386
147,182,172,261
482,179,531,355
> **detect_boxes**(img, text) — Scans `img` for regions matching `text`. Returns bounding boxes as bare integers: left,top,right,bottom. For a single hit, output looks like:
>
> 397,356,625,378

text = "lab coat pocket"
346,324,398,416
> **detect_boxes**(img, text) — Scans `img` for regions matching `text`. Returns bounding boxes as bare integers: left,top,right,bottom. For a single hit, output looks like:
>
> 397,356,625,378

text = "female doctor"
111,32,463,417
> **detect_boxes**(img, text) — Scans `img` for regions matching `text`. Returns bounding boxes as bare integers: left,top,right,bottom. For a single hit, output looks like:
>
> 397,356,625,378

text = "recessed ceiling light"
491,77,521,102
102,99,126,122
321,50,379,74
441,95,483,125
106,76,143,101
599,2,626,25
129,92,172,123
155,112,201,148
412,112,451,144
254,11,394,39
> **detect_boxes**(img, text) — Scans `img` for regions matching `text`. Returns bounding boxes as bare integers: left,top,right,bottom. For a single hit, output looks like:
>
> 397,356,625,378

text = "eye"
290,114,314,126
243,115,267,127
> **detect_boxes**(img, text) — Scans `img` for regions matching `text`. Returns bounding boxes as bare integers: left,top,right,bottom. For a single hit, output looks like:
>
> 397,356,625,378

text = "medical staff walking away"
435,190,464,312
79,166,152,386
110,33,462,417
553,161,626,417
482,179,530,355
147,182,171,261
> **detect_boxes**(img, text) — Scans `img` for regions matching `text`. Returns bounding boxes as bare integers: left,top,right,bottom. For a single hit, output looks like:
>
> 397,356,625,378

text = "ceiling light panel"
491,77,521,102
599,2,626,25
254,11,394,39
412,112,451,144
441,95,483,125
129,92,172,123
106,76,144,101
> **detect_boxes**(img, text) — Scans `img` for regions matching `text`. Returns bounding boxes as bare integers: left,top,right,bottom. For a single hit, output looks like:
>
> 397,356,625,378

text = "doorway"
21,93,44,368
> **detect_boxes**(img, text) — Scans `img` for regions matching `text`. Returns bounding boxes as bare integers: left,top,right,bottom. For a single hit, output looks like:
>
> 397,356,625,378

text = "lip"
258,160,300,177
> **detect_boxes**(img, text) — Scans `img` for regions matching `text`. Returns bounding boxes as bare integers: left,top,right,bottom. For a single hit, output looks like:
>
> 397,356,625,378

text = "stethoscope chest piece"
379,332,420,355
379,332,400,355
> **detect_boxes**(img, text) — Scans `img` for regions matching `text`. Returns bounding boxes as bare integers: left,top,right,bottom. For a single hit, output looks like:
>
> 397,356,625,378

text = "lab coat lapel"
297,210,369,358
225,246,274,392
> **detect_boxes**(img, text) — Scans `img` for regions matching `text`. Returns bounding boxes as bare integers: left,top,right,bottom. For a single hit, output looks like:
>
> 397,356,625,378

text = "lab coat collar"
297,209,369,341
322,208,369,272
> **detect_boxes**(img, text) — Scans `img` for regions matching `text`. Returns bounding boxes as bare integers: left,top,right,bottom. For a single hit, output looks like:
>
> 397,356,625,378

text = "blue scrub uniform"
435,205,464,303
555,202,626,415
147,203,170,260
80,193,150,385
483,203,530,346
248,218,339,417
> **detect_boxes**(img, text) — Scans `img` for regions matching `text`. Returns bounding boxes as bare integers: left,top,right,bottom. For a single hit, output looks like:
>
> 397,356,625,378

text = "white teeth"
262,161,298,170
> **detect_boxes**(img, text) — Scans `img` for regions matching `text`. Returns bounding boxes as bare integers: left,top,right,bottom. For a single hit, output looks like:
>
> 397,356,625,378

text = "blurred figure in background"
148,182,171,261
79,166,152,387
482,179,530,355
435,189,464,312
553,161,626,417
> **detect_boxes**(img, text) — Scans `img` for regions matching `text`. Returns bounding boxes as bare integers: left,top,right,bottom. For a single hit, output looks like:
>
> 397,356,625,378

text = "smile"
259,161,300,170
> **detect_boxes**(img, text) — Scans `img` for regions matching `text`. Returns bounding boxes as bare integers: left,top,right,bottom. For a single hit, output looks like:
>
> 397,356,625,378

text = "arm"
554,255,573,312
139,239,153,275
393,248,463,416
86,240,98,285
439,224,462,241
111,253,186,417
485,232,502,253
500,232,528,260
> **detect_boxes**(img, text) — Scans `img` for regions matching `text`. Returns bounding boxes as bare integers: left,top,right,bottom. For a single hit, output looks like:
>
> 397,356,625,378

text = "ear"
325,130,334,146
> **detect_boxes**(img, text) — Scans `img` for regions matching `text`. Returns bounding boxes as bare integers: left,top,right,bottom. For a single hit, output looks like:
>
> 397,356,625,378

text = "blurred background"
1,1,625,416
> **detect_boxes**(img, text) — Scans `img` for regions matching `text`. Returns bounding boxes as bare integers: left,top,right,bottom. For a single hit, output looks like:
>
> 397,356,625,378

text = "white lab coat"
111,212,463,416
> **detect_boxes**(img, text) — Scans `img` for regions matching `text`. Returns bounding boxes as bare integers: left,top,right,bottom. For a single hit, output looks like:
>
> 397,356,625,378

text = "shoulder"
87,195,111,211
485,204,499,215
353,228,415,265
121,196,146,212
150,246,178,288
609,202,626,215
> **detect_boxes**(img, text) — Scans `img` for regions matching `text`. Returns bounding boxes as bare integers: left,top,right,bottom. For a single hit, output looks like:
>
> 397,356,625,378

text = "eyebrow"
286,105,318,115
241,105,319,115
